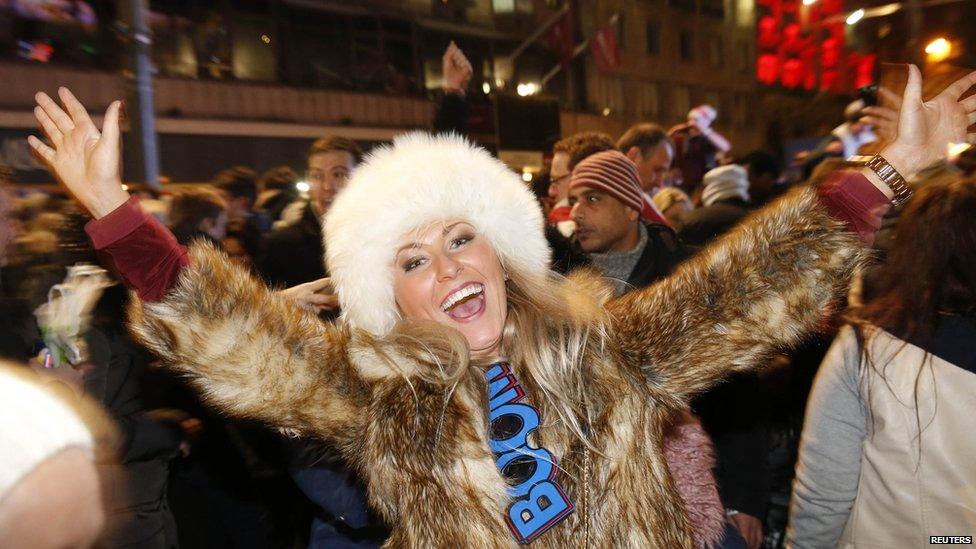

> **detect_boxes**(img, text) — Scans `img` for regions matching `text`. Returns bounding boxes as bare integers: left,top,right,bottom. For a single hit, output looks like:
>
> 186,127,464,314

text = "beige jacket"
790,325,976,548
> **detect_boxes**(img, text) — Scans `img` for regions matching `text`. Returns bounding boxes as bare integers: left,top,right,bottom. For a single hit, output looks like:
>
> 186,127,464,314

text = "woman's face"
392,220,508,359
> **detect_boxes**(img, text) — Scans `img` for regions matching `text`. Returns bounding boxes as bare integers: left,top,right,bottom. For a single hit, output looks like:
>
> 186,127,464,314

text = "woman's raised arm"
608,66,976,403
28,89,365,445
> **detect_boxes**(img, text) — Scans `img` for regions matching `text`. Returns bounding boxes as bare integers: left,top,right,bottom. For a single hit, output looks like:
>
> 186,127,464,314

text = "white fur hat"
323,133,550,337
0,366,93,498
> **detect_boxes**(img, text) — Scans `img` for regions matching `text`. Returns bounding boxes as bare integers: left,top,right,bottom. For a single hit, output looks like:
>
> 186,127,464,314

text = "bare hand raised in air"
28,88,129,219
882,65,976,177
442,41,473,94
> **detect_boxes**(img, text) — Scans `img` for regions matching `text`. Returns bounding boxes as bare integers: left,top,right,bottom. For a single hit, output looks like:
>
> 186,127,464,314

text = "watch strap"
848,154,913,207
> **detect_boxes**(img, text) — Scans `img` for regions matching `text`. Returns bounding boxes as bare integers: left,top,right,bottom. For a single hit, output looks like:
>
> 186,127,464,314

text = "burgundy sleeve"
84,196,189,302
815,170,892,245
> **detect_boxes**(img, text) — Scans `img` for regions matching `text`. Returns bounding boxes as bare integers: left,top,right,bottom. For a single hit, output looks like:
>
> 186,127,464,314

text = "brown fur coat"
129,186,867,547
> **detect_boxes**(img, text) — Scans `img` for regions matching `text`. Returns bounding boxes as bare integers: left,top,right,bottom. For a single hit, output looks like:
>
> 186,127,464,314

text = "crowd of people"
1,42,975,549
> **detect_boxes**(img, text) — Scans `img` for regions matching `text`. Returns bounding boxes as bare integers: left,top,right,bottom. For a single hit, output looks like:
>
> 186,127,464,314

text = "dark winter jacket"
677,198,752,247
625,223,694,288
260,203,325,288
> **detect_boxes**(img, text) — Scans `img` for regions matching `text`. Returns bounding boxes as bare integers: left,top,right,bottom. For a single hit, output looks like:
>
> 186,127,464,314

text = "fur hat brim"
323,133,550,336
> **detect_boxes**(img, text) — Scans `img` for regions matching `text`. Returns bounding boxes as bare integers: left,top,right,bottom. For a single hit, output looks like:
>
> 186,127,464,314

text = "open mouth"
440,283,486,321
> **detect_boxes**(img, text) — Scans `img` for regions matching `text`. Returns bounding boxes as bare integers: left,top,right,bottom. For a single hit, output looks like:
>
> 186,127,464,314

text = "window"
669,0,696,12
701,0,726,18
673,85,691,121
733,93,749,126
708,36,723,67
231,11,276,81
594,74,625,115
494,0,535,14
704,90,722,112
493,0,516,12
615,12,626,51
735,40,751,73
645,21,660,55
679,29,695,62
639,83,660,118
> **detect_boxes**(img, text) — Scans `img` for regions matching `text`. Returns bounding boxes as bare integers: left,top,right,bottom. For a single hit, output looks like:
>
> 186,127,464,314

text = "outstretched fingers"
961,93,976,115
878,86,902,110
34,105,63,147
27,135,56,164
903,65,923,106
58,87,98,134
101,100,122,146
942,70,976,101
35,91,74,136
862,105,897,122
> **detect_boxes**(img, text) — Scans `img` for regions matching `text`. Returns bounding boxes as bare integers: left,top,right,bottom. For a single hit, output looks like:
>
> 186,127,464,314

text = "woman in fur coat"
28,66,976,548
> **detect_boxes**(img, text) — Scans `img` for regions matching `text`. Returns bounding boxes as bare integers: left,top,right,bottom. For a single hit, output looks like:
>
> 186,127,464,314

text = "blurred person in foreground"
35,207,184,547
0,361,116,549
789,175,976,548
26,65,976,547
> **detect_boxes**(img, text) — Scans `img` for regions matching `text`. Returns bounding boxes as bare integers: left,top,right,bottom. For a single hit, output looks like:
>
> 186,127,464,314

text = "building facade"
0,0,896,184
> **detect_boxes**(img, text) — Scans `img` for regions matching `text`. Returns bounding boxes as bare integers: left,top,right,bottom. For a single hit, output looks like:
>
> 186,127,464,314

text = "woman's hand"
27,87,129,219
278,277,339,313
881,65,976,177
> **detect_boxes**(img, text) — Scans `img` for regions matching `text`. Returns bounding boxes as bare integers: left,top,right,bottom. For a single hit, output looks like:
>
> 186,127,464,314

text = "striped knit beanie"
570,150,648,217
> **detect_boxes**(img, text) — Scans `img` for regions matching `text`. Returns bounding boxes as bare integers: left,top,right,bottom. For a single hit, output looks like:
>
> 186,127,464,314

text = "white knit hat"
0,366,94,498
323,133,550,337
701,164,750,206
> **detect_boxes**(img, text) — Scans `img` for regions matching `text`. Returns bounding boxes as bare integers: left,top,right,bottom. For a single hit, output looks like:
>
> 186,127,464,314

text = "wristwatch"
847,154,913,207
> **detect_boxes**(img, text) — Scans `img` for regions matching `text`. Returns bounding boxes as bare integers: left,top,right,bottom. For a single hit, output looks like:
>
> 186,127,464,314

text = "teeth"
441,285,484,311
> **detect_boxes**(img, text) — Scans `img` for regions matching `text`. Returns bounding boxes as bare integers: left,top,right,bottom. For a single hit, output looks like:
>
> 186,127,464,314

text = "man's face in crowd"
568,186,640,254
628,142,673,193
307,151,355,218
548,152,572,203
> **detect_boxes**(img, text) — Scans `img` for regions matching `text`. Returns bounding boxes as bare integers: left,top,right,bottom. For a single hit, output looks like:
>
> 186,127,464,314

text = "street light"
846,8,865,25
516,82,539,96
925,37,952,62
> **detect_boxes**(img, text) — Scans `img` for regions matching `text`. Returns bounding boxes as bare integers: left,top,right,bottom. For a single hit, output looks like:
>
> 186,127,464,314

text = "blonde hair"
365,261,613,446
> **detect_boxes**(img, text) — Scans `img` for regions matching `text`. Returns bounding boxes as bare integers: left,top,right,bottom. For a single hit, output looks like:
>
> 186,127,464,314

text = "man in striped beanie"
567,151,735,549
568,150,687,295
